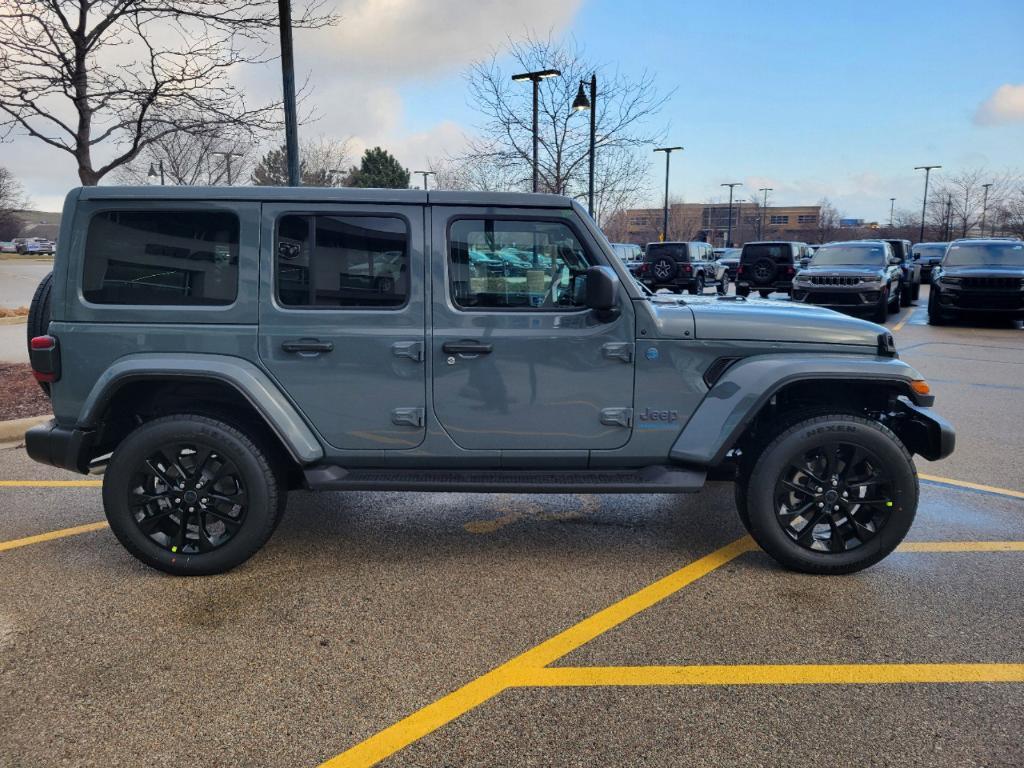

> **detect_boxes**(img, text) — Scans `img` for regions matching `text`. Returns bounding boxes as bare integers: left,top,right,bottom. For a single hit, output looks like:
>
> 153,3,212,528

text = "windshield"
913,244,947,259
944,242,1024,267
811,244,886,267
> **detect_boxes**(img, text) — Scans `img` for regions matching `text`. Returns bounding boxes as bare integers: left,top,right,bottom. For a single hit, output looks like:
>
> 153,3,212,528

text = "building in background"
615,203,823,246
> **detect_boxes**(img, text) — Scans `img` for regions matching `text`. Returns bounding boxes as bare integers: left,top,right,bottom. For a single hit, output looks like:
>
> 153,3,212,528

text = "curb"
0,414,51,442
0,316,28,326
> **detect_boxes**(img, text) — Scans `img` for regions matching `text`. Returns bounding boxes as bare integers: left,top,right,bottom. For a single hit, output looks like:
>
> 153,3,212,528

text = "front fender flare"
669,354,926,467
78,353,324,464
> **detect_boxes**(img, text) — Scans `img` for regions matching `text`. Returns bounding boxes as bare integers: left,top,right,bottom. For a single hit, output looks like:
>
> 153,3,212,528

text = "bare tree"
251,136,351,187
0,1,335,186
460,34,668,222
930,168,1014,238
115,125,257,186
0,166,30,239
997,184,1024,238
815,198,842,243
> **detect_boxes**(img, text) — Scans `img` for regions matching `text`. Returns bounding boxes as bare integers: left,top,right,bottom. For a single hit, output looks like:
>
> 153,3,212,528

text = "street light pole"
758,187,773,238
653,147,683,241
889,197,896,229
415,170,436,191
572,75,598,217
980,182,993,236
943,196,953,241
914,165,941,243
147,160,165,186
512,68,561,193
211,151,242,186
278,0,300,186
721,183,741,246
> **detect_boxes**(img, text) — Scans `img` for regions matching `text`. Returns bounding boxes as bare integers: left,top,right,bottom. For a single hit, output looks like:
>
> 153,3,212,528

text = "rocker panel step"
303,465,706,494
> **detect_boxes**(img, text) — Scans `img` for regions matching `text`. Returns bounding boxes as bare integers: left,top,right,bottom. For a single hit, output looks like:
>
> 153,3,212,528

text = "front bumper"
792,285,885,311
936,287,1024,314
892,397,955,461
25,419,96,474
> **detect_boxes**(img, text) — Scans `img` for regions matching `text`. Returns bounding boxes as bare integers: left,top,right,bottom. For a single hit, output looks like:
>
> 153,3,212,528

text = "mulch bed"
0,363,52,421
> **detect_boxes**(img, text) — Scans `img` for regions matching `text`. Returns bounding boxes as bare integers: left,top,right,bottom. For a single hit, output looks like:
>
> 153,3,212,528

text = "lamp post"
572,74,597,217
653,146,683,241
721,183,741,246
980,182,993,236
415,170,436,191
943,196,953,241
758,187,773,238
211,151,242,186
889,197,896,229
914,165,941,242
511,68,561,193
278,0,300,186
147,160,165,186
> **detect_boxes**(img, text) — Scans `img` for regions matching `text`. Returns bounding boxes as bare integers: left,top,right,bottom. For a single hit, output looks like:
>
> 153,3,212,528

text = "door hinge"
600,407,633,428
392,341,424,362
602,342,634,363
391,407,425,428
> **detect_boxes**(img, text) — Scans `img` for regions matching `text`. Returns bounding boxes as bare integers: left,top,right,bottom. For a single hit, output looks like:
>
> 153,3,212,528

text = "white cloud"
974,84,1024,125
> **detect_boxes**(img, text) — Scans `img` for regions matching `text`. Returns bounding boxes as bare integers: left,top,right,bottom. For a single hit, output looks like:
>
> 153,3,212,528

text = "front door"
431,209,635,451
258,203,426,451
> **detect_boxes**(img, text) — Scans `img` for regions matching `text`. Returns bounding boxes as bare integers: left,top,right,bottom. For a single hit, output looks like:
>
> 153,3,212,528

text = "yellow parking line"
318,536,756,767
919,473,1024,500
897,540,1024,552
892,307,915,332
0,480,102,487
0,521,108,552
520,663,1024,687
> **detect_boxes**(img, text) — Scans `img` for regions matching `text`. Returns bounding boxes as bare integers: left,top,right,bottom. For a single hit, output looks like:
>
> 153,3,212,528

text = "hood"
799,265,884,278
940,265,1024,277
644,294,883,346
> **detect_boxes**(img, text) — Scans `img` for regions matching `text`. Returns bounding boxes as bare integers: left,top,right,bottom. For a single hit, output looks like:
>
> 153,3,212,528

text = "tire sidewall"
746,416,918,574
103,417,278,575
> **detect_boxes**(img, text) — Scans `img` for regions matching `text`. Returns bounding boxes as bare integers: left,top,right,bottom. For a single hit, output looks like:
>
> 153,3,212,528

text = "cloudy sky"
4,0,1023,222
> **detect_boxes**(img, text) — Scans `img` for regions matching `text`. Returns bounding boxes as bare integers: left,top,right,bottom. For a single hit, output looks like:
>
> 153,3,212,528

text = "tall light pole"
653,147,683,241
572,75,597,217
980,182,993,236
721,183,741,246
914,165,941,243
511,68,561,193
278,0,300,186
211,151,242,186
889,197,896,228
943,196,953,241
415,170,436,190
758,187,773,238
147,160,165,186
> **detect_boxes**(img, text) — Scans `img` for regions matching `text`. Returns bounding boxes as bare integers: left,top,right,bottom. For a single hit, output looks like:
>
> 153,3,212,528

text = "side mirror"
585,265,620,320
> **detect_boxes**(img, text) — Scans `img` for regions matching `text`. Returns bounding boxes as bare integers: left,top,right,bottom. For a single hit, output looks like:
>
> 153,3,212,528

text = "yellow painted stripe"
519,663,1024,687
318,536,756,767
919,473,1024,500
897,540,1024,553
0,521,108,552
0,480,102,487
891,307,915,332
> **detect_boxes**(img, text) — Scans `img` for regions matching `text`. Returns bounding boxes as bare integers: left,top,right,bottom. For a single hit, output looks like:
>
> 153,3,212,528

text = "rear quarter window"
82,210,239,306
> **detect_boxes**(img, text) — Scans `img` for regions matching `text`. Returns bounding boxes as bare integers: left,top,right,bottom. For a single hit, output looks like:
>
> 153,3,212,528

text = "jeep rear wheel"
102,415,284,575
744,413,918,574
900,279,912,307
688,274,705,295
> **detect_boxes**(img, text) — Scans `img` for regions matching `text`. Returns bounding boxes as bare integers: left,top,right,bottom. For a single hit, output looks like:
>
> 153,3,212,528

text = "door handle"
282,339,334,353
442,341,493,355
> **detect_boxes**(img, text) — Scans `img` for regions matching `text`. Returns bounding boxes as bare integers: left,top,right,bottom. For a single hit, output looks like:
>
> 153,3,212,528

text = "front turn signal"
911,380,931,396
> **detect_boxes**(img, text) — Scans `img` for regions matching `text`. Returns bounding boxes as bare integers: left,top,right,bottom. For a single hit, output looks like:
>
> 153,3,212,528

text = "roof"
75,185,574,209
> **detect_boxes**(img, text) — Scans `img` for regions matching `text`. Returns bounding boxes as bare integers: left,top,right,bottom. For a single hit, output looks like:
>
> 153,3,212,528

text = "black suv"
912,242,947,281
881,239,920,306
736,241,808,297
638,240,727,294
928,238,1024,325
792,240,904,323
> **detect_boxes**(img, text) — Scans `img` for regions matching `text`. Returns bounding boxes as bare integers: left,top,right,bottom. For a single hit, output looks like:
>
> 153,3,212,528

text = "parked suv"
881,239,920,306
928,238,1024,325
792,241,904,322
912,242,947,281
638,241,728,295
713,247,741,281
25,186,953,577
736,241,808,297
611,242,644,275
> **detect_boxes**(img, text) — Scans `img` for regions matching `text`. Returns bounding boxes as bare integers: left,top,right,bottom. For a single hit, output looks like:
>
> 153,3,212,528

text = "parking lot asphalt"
1,287,1022,767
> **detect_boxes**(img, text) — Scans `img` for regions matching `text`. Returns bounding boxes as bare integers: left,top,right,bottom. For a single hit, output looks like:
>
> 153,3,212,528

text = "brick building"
617,203,823,246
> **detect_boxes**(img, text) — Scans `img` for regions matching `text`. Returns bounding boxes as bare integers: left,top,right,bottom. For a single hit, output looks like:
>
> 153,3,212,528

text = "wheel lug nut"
817,502,824,508
834,505,840,511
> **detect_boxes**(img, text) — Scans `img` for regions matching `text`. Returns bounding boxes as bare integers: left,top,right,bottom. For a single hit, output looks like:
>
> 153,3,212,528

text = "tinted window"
944,241,1024,267
646,243,689,261
276,214,408,308
449,219,593,310
913,244,947,258
83,210,239,305
812,244,886,266
742,243,793,263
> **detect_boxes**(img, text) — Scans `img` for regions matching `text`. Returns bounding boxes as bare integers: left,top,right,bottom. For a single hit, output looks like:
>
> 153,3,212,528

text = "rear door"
258,203,427,451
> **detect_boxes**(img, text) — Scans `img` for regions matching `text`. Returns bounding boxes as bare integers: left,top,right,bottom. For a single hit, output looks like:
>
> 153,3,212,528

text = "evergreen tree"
345,147,410,189
250,145,335,187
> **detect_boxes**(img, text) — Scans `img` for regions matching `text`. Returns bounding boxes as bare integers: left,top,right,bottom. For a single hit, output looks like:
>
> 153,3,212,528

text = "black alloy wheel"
689,274,705,295
717,274,729,296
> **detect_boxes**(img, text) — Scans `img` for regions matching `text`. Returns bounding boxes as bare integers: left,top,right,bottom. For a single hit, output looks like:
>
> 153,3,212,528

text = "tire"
900,278,912,307
688,275,705,295
102,415,285,576
717,275,729,296
758,290,772,299
744,413,918,575
734,478,751,533
736,286,750,298
872,289,888,323
887,284,900,314
26,271,54,397
927,290,947,325
650,257,678,282
911,281,921,302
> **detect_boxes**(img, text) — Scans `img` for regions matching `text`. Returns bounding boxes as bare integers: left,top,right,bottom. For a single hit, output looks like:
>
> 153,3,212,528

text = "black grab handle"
282,339,334,353
442,341,493,355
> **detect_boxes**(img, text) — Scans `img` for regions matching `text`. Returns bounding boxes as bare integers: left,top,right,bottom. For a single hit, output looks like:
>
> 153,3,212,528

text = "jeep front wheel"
744,414,918,574
102,415,284,576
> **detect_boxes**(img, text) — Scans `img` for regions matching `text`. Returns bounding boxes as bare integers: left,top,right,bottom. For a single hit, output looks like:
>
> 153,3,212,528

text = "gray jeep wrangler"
25,187,954,576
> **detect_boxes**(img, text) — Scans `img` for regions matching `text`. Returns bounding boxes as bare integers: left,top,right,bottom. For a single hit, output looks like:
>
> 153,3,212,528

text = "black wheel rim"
773,441,894,553
126,443,247,554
